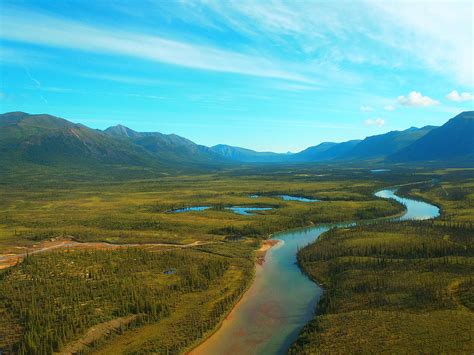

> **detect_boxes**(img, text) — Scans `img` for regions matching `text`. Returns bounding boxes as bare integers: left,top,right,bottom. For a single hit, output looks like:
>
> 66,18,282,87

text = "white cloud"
368,1,473,86
364,118,385,127
397,91,439,107
0,9,310,83
446,90,473,102
360,105,373,112
384,105,395,111
186,1,473,85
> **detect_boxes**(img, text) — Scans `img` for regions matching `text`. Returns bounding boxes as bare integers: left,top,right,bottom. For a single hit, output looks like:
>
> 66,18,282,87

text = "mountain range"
1,111,473,173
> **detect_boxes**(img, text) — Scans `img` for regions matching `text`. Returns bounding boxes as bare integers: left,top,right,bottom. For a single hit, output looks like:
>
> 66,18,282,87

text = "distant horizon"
3,109,470,154
1,1,473,152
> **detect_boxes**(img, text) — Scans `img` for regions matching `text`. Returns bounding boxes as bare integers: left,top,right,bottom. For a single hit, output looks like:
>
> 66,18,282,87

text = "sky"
0,0,473,152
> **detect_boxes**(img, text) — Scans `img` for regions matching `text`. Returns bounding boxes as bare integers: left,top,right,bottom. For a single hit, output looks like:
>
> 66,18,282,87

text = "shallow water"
172,206,273,215
279,195,319,202
171,206,211,213
227,207,273,215
191,188,440,355
249,194,319,202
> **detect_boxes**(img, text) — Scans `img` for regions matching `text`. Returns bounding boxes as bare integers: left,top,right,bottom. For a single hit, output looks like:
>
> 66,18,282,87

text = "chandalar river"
190,188,440,355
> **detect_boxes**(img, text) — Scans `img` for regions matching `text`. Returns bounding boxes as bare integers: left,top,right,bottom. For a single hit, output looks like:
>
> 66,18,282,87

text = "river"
190,188,440,355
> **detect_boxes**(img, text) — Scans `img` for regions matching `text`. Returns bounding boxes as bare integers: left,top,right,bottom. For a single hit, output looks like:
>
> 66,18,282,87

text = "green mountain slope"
104,125,228,165
0,112,154,167
1,111,471,174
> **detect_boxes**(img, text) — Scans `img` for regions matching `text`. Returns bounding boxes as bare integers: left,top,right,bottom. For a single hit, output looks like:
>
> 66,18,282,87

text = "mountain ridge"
388,111,474,163
1,111,472,171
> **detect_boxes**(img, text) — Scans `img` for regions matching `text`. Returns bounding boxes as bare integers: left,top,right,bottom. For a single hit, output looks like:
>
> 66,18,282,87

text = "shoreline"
187,238,279,355
187,187,425,354
256,239,280,265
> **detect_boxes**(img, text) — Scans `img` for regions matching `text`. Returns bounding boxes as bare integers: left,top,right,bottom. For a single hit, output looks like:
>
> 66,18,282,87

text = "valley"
0,112,473,354
2,2,472,353
1,164,473,354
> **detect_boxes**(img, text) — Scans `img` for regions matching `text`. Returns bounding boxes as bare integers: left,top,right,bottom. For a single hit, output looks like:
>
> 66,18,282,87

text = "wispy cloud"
446,90,473,102
368,1,473,86
364,118,385,127
397,91,439,107
360,105,373,112
384,105,395,111
24,67,48,104
180,1,473,85
80,73,167,86
0,8,311,83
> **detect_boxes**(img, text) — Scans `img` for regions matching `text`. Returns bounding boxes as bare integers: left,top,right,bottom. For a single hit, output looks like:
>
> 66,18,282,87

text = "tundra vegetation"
291,169,474,354
0,166,472,353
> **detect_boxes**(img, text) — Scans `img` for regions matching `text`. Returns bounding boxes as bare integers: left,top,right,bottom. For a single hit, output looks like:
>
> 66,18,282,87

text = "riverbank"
256,239,279,265
187,188,443,355
291,221,473,354
188,239,280,355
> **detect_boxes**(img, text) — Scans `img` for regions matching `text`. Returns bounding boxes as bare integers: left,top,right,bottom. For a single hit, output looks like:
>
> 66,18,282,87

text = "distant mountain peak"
1,111,471,170
104,124,139,138
388,111,474,163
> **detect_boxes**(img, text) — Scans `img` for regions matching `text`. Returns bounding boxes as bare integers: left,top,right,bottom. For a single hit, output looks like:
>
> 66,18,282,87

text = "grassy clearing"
0,172,402,252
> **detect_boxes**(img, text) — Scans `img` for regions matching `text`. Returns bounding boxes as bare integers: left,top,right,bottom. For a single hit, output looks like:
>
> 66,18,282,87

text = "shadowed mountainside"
388,111,474,163
1,111,472,173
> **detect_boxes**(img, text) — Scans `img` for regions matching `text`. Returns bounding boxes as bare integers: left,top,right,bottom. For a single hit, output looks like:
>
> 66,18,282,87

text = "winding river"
191,188,440,355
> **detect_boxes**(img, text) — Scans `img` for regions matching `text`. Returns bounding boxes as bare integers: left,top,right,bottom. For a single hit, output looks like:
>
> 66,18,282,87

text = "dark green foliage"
0,248,238,354
291,221,474,354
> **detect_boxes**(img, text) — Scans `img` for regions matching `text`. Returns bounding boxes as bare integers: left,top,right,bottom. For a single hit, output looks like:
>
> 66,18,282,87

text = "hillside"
291,140,361,162
0,112,154,167
389,111,474,163
339,126,436,161
210,144,291,163
1,111,472,173
105,125,227,165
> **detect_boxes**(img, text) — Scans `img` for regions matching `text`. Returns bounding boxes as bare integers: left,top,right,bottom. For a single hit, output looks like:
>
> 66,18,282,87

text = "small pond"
279,195,320,202
249,194,319,202
226,207,273,216
171,205,272,216
171,206,211,213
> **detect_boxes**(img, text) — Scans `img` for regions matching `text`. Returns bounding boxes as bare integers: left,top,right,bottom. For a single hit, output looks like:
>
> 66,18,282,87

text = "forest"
0,244,254,354
291,171,474,354
0,166,472,354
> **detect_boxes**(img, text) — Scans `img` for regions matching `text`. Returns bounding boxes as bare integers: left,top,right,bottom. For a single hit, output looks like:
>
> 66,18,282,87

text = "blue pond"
249,194,319,202
279,195,320,202
171,206,210,213
171,205,272,215
226,207,273,215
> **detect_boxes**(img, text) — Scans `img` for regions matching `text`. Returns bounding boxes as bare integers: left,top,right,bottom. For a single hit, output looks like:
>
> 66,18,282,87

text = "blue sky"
1,0,473,152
